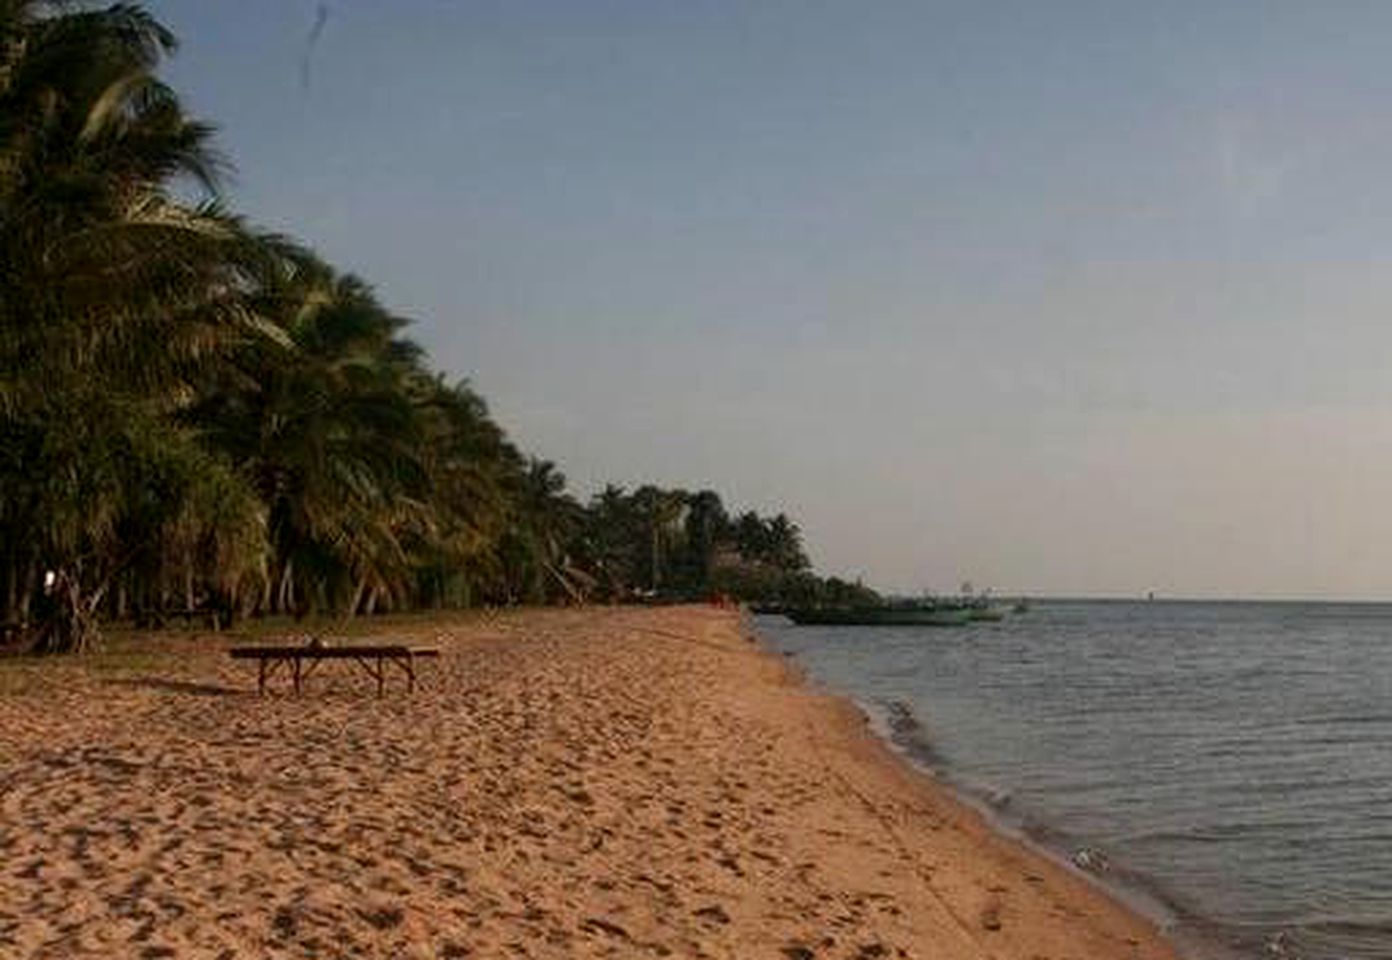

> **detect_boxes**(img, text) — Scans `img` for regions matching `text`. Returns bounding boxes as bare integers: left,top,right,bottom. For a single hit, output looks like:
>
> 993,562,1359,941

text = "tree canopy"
0,2,862,652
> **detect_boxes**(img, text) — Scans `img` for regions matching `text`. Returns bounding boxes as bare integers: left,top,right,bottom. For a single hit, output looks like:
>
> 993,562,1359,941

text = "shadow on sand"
102,677,246,697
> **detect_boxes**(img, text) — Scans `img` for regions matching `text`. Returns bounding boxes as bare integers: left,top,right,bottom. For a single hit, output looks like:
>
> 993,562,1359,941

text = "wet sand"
0,606,1180,958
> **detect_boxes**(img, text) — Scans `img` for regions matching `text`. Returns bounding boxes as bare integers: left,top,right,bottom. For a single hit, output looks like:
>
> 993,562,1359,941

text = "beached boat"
786,603,972,627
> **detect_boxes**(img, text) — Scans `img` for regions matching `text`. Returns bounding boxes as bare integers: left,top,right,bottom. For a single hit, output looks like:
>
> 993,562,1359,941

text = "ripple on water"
758,601,1392,960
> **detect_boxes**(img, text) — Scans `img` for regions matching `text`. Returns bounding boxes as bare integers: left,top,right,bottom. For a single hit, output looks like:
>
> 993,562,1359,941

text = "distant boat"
1012,598,1030,614
786,602,972,627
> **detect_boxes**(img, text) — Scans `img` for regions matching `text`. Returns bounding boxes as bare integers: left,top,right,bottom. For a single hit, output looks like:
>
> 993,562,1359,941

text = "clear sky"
149,1,1392,599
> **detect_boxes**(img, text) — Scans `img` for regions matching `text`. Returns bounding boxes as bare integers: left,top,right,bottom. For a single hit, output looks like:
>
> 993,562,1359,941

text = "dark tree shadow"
102,677,246,697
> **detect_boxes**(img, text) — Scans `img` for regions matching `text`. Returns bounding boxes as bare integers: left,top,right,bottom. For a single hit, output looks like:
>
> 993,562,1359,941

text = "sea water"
757,601,1392,959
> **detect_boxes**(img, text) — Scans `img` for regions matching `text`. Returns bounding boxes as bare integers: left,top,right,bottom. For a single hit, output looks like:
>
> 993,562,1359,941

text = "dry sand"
0,606,1180,959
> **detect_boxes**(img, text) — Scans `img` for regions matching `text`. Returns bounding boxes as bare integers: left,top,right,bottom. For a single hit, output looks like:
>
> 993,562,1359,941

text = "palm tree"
0,2,278,650
631,485,687,592
193,258,432,618
733,511,771,565
409,378,515,609
574,485,641,600
497,458,584,603
765,513,810,572
682,489,729,589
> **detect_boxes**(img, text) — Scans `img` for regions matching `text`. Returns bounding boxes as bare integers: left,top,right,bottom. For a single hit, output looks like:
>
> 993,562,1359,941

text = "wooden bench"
229,644,440,696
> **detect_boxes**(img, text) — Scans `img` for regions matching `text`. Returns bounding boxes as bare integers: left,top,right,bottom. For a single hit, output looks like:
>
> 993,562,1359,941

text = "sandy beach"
0,606,1179,959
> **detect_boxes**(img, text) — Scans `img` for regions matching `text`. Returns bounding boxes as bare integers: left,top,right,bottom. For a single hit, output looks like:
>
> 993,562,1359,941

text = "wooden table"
229,645,440,696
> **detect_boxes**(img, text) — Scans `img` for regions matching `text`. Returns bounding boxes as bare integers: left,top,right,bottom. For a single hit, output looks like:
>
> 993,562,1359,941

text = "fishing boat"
786,601,972,627
956,583,1005,621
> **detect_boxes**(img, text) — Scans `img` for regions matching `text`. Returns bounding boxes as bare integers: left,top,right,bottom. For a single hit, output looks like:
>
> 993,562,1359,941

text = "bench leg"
258,659,267,696
377,655,385,696
293,656,302,696
381,654,419,694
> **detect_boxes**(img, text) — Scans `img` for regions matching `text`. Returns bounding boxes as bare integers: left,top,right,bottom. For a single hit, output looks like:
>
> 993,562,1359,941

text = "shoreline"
849,693,1215,960
742,614,1186,960
2,605,1182,958
753,614,1260,960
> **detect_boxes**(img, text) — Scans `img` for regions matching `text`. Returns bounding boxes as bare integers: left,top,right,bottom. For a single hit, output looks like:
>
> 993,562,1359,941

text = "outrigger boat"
786,601,973,627
966,603,1005,622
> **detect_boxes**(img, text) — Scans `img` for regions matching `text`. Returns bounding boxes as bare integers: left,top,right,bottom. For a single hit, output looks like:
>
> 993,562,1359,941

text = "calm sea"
756,601,1392,960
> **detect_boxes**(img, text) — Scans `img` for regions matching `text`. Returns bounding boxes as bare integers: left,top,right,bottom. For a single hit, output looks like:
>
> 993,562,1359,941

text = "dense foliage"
0,2,866,652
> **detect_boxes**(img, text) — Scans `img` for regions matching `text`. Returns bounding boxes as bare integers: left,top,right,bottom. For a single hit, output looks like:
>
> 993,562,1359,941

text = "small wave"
1290,712,1392,727
875,698,945,769
1258,919,1392,960
1298,917,1392,949
1070,846,1110,873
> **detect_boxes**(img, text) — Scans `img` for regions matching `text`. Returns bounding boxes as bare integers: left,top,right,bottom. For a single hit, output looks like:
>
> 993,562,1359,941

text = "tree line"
0,2,874,652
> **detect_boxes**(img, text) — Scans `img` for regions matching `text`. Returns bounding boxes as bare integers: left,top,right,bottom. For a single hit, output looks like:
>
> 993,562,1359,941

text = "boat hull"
786,607,972,627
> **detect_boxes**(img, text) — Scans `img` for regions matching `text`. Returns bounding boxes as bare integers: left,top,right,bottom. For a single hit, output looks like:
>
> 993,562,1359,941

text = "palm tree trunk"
183,560,195,617
277,558,294,614
4,544,16,624
346,576,367,620
157,558,170,627
18,559,37,622
32,569,102,654
650,528,660,590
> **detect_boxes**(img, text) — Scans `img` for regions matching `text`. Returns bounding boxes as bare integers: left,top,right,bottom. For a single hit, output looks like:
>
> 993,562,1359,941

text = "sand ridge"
0,606,1179,958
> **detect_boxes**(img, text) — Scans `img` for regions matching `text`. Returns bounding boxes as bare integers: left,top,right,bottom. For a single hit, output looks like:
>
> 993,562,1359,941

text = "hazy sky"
150,1,1392,598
